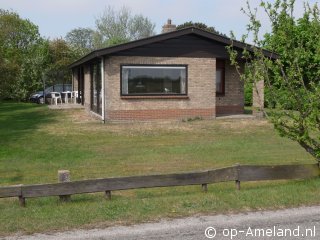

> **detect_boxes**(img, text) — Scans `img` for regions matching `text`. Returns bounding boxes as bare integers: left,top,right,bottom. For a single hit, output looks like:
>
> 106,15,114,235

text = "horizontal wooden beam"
0,185,22,198
22,167,236,198
238,164,320,181
0,164,318,199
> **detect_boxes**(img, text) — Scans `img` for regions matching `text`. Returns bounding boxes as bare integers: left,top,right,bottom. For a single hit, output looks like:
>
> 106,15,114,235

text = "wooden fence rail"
0,164,319,207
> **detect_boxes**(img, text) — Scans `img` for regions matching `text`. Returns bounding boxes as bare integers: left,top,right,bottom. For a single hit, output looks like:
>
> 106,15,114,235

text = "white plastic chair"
71,91,78,104
51,92,62,105
62,91,71,104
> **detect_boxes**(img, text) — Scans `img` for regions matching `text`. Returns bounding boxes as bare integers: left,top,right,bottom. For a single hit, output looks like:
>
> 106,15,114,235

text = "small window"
216,60,225,96
121,65,187,95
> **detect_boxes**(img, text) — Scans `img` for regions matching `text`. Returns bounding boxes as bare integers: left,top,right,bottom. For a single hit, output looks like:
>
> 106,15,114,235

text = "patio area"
48,103,84,110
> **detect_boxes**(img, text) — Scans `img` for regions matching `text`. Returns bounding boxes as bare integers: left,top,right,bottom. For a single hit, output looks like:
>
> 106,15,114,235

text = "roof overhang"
69,27,277,69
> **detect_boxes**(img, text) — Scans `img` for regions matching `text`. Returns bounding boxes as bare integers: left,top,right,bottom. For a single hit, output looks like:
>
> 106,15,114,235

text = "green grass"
0,101,319,236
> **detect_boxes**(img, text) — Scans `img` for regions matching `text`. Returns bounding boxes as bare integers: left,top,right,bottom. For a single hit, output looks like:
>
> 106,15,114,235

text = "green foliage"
176,21,227,36
244,82,253,106
65,6,156,54
0,6,155,101
65,27,95,58
228,0,320,161
0,9,77,99
263,0,320,106
0,9,45,100
95,6,155,48
106,36,128,47
45,39,77,86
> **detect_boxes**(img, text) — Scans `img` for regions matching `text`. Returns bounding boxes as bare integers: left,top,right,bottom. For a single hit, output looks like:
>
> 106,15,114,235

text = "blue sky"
0,0,317,40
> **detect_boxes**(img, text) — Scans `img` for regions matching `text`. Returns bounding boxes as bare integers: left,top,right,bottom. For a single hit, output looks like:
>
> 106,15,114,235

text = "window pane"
180,70,186,94
122,66,186,95
91,61,102,115
216,59,225,95
216,69,222,93
122,68,129,94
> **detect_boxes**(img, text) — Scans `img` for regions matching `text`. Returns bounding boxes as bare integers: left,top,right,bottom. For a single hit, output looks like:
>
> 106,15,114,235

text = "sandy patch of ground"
42,108,270,136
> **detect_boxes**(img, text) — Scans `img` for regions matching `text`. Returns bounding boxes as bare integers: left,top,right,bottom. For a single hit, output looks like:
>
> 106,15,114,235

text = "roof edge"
69,27,277,68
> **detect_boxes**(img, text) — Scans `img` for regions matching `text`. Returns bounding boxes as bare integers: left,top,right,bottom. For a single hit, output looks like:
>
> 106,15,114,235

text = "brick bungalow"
69,20,270,121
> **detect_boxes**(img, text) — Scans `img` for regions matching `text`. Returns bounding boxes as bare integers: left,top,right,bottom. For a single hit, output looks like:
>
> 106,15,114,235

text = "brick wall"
216,60,244,115
78,56,245,121
105,56,216,121
108,109,215,121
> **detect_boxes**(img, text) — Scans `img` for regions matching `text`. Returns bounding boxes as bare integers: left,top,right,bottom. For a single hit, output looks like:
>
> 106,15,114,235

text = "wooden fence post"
105,190,111,200
17,184,25,207
235,164,241,191
202,184,208,192
58,170,71,202
19,195,25,207
235,180,241,191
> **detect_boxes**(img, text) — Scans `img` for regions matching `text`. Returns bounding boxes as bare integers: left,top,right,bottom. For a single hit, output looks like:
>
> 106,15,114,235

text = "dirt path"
4,205,320,240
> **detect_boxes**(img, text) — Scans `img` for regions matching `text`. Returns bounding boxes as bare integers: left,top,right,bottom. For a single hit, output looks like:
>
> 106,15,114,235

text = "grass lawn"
0,101,319,236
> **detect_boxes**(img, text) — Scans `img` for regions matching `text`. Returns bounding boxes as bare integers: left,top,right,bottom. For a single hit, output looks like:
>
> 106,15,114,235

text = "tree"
176,21,226,36
95,6,155,47
228,0,320,161
46,38,77,87
65,27,95,57
262,1,320,109
0,9,46,100
128,14,156,40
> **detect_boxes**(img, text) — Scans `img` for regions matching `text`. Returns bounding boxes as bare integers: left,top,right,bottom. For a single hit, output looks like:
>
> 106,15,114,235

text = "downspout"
101,57,105,123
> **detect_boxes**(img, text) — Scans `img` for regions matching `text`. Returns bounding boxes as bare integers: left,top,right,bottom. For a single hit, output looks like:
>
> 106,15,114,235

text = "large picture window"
121,65,187,95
